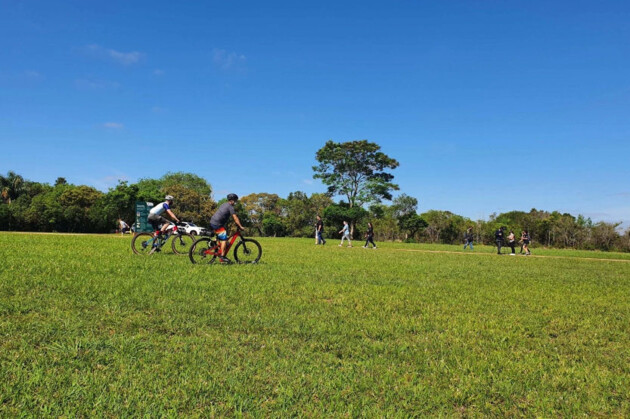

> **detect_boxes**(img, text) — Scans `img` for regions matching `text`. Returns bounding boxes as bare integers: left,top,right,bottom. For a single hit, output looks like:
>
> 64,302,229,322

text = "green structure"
134,201,155,233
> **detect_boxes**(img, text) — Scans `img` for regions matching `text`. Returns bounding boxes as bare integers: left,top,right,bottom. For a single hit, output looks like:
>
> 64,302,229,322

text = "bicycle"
189,228,262,264
131,222,195,255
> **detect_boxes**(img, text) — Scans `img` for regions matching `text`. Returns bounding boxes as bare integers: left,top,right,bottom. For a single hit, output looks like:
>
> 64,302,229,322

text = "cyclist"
148,195,181,237
210,193,246,263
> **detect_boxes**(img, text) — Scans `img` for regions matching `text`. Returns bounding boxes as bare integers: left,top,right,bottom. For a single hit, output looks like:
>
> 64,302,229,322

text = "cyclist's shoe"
219,256,232,264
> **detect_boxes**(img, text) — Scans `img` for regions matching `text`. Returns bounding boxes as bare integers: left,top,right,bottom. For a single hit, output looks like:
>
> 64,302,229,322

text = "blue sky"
2,0,629,226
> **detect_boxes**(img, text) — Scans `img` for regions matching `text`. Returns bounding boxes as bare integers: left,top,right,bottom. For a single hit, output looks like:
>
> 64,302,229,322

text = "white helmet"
165,195,174,201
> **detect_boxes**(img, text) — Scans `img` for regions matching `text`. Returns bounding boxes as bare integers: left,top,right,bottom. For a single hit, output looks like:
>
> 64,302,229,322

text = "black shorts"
148,214,168,230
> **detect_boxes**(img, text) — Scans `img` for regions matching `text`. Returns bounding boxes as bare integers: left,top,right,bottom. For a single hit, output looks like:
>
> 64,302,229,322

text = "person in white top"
507,230,516,255
338,221,352,247
118,219,130,235
148,195,180,236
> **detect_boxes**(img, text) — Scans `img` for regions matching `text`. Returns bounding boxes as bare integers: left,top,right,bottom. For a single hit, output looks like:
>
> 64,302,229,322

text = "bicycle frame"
204,230,245,257
149,223,178,249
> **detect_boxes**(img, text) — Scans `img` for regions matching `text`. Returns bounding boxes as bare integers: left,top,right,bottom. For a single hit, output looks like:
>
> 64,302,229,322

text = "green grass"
1,233,629,416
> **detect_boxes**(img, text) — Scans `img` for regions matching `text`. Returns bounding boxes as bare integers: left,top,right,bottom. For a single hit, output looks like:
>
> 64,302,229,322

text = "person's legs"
510,241,515,254
158,216,170,233
469,241,473,251
148,216,161,237
497,240,502,254
212,226,230,259
369,237,376,248
347,235,352,247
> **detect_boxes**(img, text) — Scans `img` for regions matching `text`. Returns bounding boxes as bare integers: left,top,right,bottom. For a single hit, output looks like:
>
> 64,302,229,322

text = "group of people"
138,197,538,258
463,226,531,255
145,193,245,263
314,217,377,249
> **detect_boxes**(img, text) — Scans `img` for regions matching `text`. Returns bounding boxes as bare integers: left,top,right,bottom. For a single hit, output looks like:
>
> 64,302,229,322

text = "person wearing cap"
148,195,180,236
209,193,246,263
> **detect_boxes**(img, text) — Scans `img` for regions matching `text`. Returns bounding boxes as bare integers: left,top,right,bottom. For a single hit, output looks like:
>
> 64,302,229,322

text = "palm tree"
0,171,24,204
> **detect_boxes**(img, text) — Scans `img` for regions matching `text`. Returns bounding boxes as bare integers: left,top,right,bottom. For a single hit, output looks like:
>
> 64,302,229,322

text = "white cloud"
75,78,120,90
88,173,130,191
24,70,43,79
85,44,144,65
212,48,247,71
102,122,124,129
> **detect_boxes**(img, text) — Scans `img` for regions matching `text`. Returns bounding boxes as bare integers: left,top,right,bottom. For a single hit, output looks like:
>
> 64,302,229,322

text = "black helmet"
227,193,238,201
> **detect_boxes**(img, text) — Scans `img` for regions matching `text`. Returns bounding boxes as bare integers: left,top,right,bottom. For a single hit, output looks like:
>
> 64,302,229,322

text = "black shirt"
495,229,504,242
366,226,373,237
316,220,324,232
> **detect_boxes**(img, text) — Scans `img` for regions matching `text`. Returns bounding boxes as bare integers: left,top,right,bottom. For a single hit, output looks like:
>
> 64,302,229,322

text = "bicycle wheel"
131,232,156,255
189,238,219,264
171,233,195,255
233,239,262,264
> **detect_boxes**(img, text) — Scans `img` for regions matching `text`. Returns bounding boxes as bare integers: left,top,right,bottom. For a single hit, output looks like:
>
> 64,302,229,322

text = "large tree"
312,140,399,208
241,193,282,235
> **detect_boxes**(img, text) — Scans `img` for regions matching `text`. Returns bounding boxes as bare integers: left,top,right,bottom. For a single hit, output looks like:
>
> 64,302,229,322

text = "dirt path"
395,248,630,263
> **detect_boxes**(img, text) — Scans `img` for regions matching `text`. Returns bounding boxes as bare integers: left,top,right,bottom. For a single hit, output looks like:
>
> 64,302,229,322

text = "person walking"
463,226,474,250
363,222,377,249
315,215,326,245
507,230,516,255
495,226,505,255
521,230,531,255
338,221,352,247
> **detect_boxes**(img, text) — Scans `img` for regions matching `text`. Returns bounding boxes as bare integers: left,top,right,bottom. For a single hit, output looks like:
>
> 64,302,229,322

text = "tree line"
1,170,628,252
2,139,628,251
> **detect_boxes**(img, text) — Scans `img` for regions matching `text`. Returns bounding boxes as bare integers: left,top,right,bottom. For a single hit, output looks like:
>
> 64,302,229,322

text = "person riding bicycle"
209,193,246,263
148,195,181,237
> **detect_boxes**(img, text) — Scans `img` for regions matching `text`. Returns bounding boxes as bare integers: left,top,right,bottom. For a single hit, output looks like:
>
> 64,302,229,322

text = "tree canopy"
313,140,399,208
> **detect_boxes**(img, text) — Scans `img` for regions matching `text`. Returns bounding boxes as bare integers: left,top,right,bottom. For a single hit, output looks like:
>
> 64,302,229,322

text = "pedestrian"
363,222,377,249
315,215,326,245
507,230,516,255
521,230,531,255
118,219,130,235
338,221,352,247
463,226,474,250
495,226,505,255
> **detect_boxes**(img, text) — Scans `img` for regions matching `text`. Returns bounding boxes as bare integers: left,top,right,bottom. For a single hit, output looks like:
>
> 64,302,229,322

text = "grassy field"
1,233,629,416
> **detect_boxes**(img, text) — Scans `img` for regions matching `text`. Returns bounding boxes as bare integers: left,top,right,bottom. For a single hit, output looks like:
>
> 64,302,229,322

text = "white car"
179,222,205,236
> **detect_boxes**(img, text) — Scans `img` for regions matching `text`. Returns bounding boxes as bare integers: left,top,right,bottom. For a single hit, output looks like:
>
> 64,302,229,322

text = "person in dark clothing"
315,215,326,245
463,226,474,250
495,227,505,255
363,222,377,249
521,230,531,256
210,193,246,263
